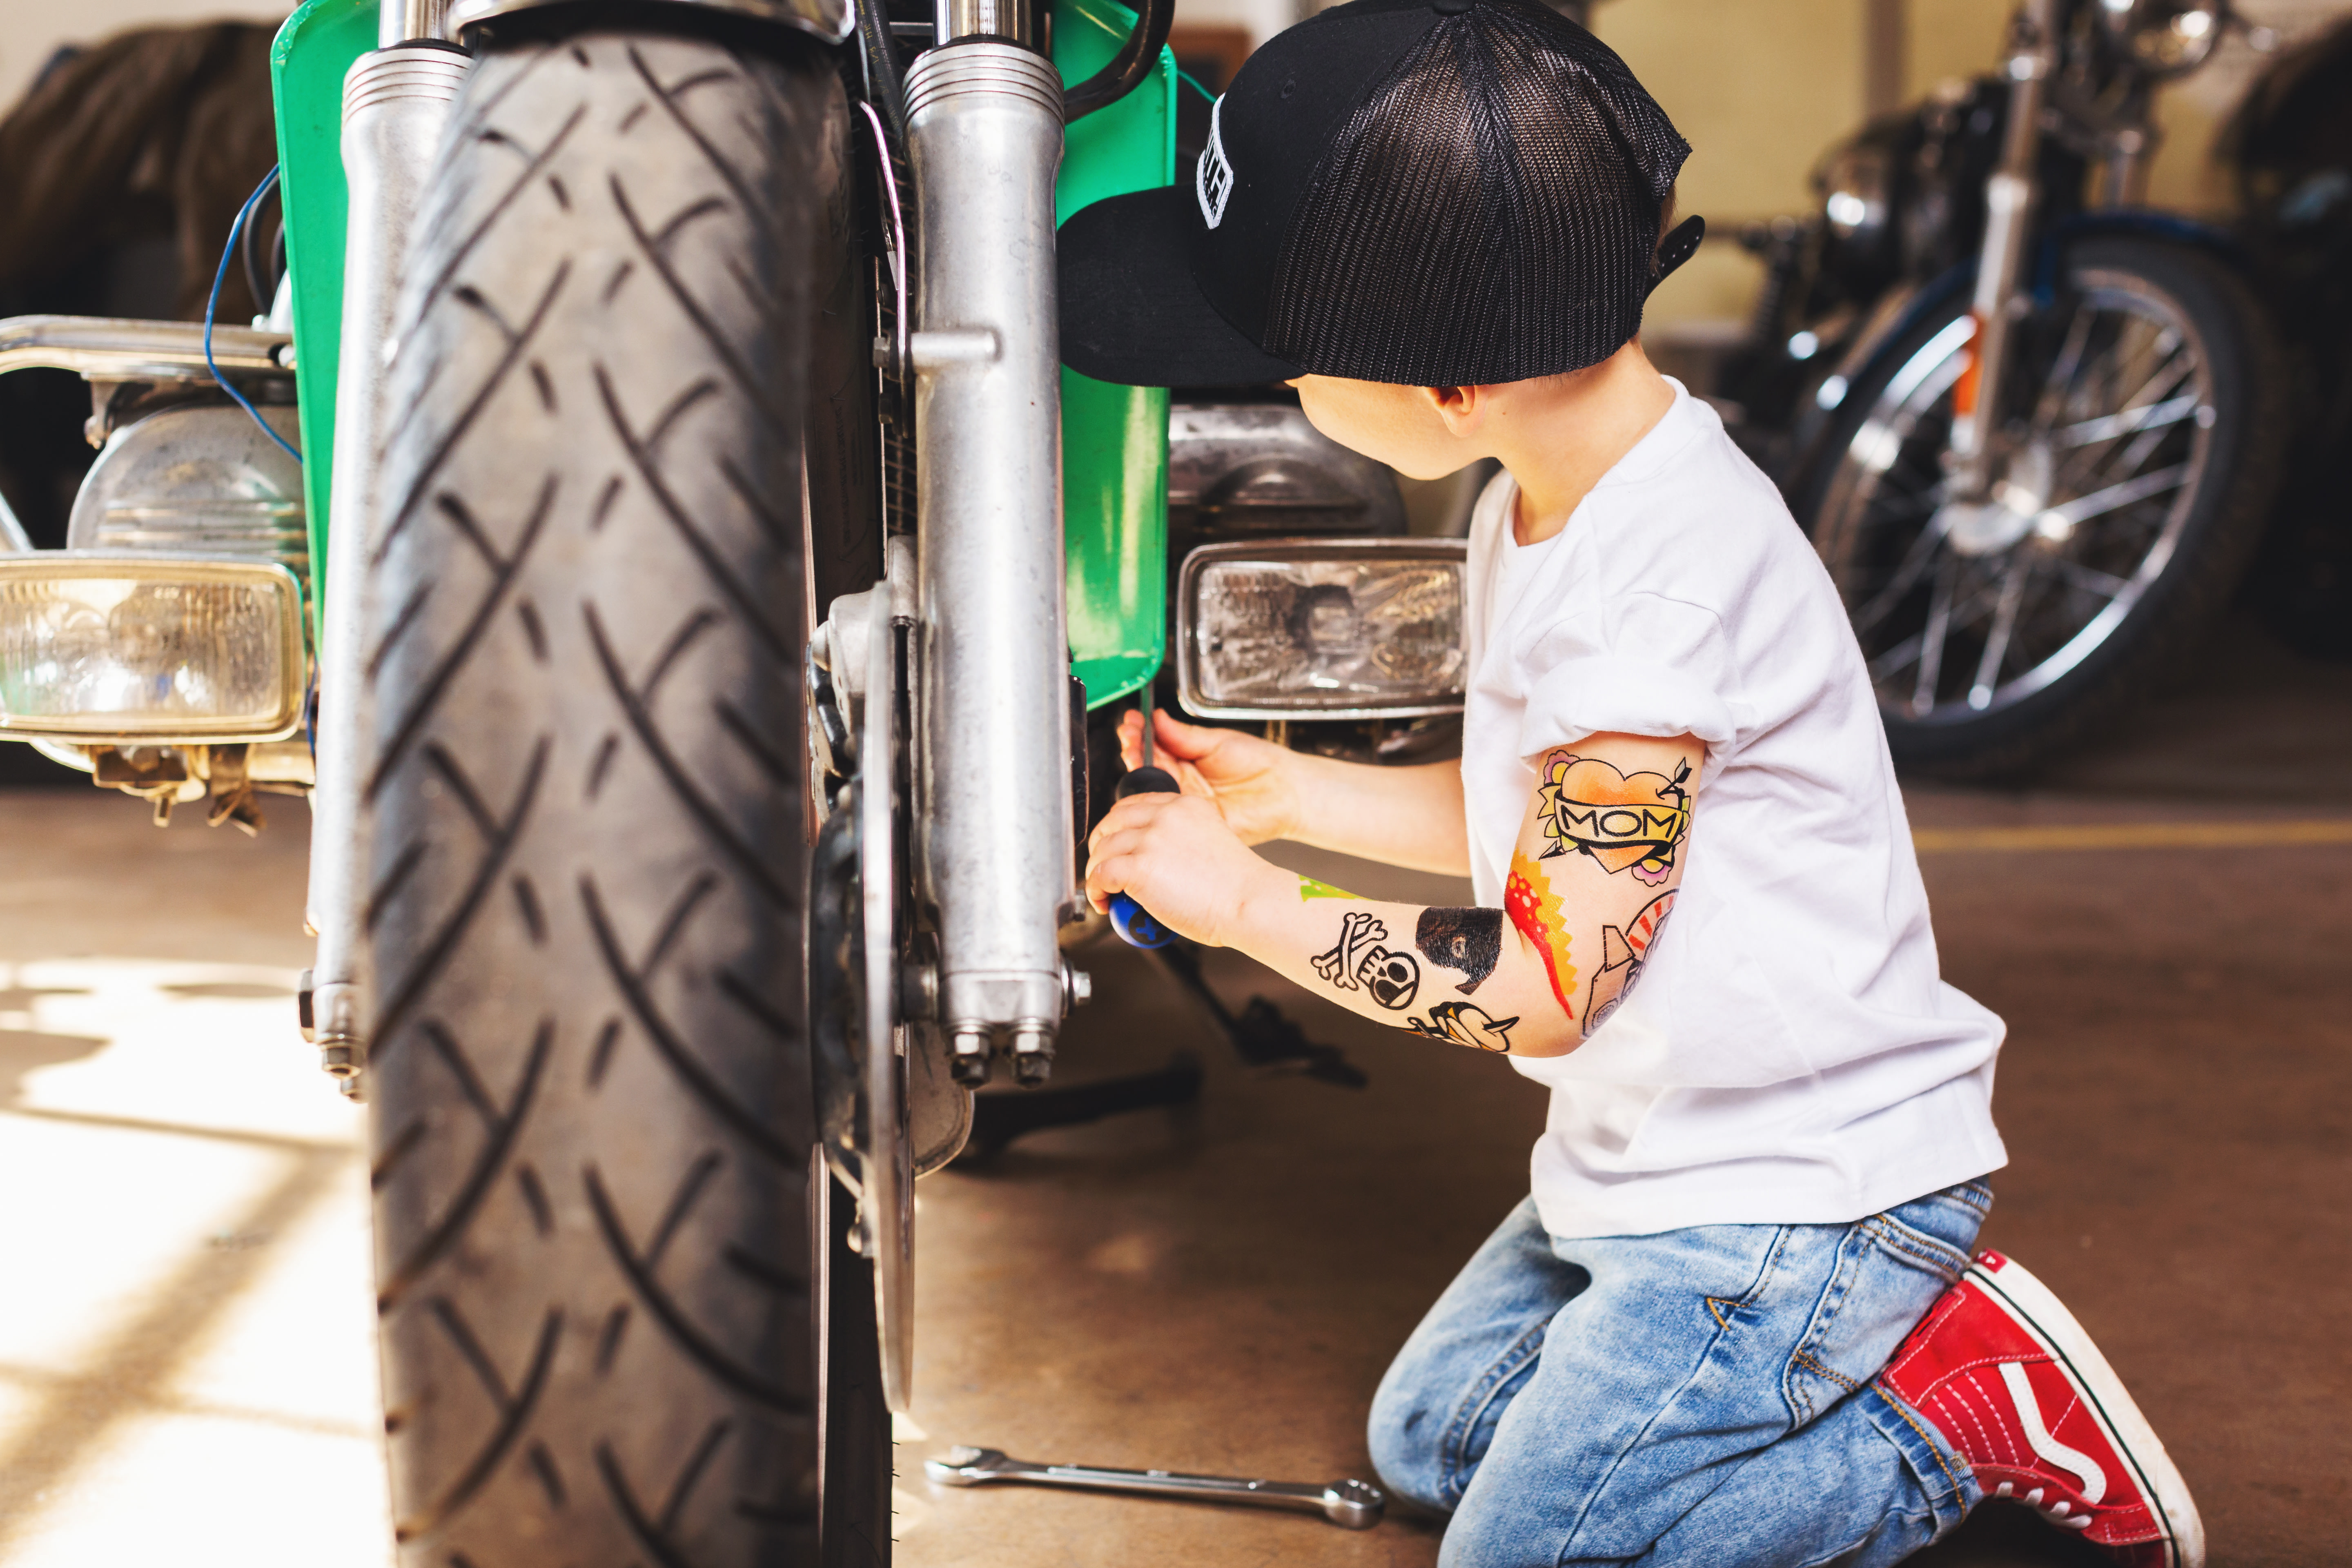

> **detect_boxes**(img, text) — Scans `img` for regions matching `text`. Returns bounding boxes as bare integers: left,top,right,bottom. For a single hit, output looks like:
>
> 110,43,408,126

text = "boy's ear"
1421,382,1486,438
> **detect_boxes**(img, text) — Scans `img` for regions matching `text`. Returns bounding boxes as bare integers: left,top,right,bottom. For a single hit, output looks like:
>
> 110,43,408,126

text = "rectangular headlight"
0,554,306,742
1178,538,1468,720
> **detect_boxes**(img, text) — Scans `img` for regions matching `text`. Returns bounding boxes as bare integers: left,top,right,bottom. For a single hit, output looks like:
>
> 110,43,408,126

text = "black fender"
1781,265,1969,507
2033,209,2246,296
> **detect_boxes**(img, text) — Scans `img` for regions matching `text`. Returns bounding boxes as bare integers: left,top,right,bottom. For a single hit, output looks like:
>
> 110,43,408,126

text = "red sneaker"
1876,1251,2204,1568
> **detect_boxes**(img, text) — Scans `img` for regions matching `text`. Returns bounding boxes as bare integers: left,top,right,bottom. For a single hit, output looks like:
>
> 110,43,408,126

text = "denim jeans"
1368,1181,1993,1568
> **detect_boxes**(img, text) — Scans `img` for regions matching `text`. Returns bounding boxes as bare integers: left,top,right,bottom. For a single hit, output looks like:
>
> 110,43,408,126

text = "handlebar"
1062,0,1175,122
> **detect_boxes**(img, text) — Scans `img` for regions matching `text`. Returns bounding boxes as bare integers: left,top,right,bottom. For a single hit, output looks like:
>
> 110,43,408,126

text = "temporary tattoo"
1408,1000,1520,1052
1310,911,1421,1011
1361,949,1421,1010
1583,890,1677,1036
1503,851,1576,1022
1416,906,1503,995
1311,911,1383,987
1538,752,1692,886
1297,876,1360,901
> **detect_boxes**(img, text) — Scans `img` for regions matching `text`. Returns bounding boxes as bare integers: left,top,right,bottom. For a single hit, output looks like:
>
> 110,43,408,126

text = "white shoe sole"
1968,1255,2207,1568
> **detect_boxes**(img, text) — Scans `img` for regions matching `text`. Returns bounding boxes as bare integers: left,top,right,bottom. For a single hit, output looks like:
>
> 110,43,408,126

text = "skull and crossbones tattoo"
1311,911,1421,1011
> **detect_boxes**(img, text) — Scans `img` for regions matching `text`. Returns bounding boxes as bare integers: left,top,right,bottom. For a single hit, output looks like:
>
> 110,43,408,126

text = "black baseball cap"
1058,0,1697,389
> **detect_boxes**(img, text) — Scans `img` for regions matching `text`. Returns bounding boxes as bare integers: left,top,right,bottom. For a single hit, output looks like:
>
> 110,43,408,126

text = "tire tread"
361,31,834,1564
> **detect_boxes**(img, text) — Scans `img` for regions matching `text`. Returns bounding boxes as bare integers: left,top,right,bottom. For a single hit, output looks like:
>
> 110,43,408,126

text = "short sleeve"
1516,590,1737,757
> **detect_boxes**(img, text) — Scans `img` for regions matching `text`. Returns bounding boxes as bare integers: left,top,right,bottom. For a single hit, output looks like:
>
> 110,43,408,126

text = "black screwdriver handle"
1107,764,1180,948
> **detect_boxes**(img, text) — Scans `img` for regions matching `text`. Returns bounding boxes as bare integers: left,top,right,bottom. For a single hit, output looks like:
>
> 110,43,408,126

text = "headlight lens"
1819,141,1894,257
1179,540,1467,718
2105,0,2224,74
0,555,306,741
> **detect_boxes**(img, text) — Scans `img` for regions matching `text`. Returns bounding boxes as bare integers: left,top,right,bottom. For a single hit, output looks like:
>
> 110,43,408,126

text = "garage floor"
902,619,2352,1568
0,618,2345,1567
0,789,383,1567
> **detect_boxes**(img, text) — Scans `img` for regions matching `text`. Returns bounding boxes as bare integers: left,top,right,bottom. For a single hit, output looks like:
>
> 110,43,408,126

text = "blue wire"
204,165,304,466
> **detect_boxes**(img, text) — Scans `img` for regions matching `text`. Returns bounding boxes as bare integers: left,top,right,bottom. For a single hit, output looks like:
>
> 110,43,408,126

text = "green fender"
270,0,1174,705
268,0,374,648
1052,0,1174,709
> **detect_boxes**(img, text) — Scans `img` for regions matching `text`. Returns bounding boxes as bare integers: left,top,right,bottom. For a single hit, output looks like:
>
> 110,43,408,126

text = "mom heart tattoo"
1537,752,1692,886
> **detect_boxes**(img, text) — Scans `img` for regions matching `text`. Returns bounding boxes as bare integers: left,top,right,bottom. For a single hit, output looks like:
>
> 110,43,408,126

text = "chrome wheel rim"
1813,267,2215,726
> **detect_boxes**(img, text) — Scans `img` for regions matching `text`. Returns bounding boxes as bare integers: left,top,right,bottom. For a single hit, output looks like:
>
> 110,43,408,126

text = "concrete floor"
0,619,2345,1566
0,795,387,1568
899,621,2352,1568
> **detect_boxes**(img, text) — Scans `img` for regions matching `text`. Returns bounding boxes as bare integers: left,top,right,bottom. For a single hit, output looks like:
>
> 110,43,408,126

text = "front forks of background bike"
903,39,1078,1087
1949,0,2057,499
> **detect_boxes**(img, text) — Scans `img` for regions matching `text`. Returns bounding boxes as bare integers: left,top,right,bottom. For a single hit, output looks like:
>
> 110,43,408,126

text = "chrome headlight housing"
1817,138,1897,269
1177,539,1467,720
0,554,307,743
69,403,309,578
2101,0,2225,76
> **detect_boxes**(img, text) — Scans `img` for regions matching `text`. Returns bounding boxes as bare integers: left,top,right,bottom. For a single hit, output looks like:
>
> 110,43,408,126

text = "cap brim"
1058,185,1304,390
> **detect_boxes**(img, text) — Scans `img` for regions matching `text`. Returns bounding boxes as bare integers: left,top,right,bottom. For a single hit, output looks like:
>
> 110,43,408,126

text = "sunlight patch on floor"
0,959,390,1568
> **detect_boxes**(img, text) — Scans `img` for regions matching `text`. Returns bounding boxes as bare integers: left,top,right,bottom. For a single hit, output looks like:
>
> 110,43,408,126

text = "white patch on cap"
1196,95,1234,229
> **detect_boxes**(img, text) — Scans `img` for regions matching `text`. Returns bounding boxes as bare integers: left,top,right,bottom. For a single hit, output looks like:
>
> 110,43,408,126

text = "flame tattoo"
1503,851,1577,1021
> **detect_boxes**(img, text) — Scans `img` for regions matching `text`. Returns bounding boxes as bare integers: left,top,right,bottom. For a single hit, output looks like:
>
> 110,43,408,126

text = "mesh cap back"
1057,0,1695,389
1263,0,1688,383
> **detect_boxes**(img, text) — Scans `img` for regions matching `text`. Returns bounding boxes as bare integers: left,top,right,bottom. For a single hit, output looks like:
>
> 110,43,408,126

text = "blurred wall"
1156,0,2352,327
1895,0,2350,212
1174,0,1305,55
4,0,2345,331
1593,0,1865,324
0,0,290,126
1623,0,2352,324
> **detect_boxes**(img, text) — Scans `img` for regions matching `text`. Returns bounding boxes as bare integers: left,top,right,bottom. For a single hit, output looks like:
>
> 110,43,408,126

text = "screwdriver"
1107,690,1178,949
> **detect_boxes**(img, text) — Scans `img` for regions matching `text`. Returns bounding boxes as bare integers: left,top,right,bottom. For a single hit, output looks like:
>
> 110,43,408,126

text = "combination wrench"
924,1445,1386,1528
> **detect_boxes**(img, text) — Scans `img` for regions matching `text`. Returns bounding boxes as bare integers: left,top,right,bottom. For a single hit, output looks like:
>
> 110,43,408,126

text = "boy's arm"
1122,709,1470,875
1087,730,1701,1056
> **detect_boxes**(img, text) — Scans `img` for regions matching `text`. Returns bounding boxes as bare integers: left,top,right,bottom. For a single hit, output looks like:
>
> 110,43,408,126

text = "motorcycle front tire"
1794,236,2287,780
359,28,886,1566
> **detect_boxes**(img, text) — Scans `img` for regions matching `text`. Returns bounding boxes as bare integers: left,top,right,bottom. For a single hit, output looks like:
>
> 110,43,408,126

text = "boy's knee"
1366,1360,1454,1513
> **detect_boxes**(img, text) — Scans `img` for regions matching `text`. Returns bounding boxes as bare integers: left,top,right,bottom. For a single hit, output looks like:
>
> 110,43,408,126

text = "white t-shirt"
1462,380,2006,1240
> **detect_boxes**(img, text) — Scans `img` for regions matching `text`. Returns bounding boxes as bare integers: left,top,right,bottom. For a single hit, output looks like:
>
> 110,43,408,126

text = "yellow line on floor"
1913,819,2352,854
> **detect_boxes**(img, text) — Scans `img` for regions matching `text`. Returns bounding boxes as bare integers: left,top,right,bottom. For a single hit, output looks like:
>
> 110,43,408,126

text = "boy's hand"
1118,709,1301,845
1085,791,1282,947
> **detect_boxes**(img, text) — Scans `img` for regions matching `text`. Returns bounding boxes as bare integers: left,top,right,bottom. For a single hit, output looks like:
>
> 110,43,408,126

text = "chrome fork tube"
903,41,1073,1082
382,0,453,46
305,36,469,1085
1950,0,2056,487
933,0,1038,48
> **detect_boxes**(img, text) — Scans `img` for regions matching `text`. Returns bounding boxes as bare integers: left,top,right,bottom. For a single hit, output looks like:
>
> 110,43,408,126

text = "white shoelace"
1992,1480,2096,1528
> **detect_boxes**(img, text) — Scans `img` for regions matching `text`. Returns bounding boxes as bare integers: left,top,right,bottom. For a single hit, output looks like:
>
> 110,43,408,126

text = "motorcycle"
1722,0,2288,778
0,0,1468,1559
2223,12,2352,662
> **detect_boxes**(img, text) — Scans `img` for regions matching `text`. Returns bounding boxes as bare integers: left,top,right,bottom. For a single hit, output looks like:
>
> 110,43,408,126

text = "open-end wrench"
924,1445,1385,1529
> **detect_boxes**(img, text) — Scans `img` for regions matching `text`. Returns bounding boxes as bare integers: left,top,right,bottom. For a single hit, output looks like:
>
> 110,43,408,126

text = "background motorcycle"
2224,12,2352,664
1722,0,2288,779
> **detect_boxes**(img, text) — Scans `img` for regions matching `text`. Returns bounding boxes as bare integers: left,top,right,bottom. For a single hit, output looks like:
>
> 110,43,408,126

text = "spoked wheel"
1801,238,2285,777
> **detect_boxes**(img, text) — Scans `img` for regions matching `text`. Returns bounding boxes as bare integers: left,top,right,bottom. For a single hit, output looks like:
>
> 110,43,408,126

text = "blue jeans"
1368,1182,1993,1568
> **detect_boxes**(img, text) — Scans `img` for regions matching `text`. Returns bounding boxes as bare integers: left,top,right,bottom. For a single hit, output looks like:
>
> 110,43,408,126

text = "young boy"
1056,0,2205,1564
